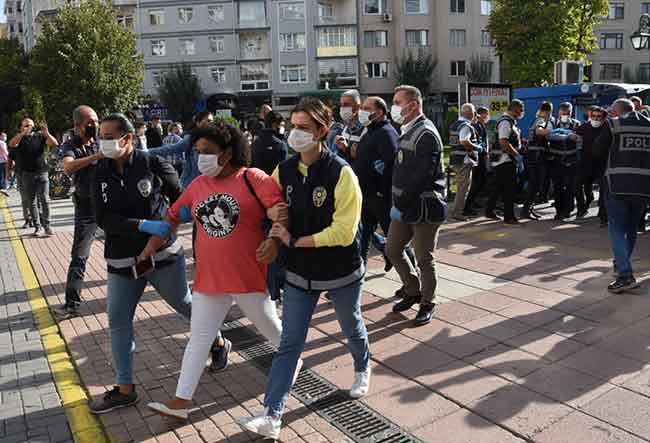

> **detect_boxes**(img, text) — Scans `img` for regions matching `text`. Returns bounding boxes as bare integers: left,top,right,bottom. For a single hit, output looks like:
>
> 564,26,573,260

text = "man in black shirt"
8,118,59,236
145,116,163,149
54,106,103,319
251,110,287,175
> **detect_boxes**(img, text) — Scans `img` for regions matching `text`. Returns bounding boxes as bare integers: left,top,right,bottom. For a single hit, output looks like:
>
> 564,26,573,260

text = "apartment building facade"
589,0,650,84
4,0,25,45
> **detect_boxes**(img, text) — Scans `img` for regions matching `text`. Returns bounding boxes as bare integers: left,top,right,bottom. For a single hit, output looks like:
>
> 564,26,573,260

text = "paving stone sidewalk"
6,188,650,443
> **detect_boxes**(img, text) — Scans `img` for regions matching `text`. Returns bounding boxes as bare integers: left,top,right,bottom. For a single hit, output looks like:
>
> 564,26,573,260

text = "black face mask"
84,125,97,139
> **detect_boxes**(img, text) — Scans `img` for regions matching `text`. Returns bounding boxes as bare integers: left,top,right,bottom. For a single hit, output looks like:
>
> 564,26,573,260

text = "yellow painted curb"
0,197,110,443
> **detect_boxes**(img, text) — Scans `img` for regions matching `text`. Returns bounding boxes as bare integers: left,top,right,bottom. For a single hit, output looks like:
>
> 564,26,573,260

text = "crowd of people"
1,83,649,440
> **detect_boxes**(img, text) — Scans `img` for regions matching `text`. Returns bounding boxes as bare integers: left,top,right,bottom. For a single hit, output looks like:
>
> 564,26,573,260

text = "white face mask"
590,119,603,128
278,126,286,135
288,129,318,153
391,105,405,124
339,107,354,122
358,110,374,127
99,137,125,159
197,153,223,177
560,115,570,123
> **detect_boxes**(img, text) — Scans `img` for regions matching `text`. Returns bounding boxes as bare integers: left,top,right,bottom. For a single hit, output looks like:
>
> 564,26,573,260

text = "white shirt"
458,118,473,142
492,117,515,166
400,113,424,135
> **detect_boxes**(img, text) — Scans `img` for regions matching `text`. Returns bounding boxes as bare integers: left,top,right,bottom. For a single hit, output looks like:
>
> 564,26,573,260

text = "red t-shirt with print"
168,168,282,294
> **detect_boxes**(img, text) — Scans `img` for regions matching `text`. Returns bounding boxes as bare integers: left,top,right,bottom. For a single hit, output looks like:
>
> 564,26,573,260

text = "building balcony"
317,46,357,57
315,15,357,26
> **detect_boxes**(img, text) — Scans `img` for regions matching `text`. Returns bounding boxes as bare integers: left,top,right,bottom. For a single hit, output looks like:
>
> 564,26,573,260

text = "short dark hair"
508,99,524,111
194,110,213,124
264,110,284,129
539,101,553,113
367,96,388,115
476,106,489,116
291,97,332,140
102,113,135,134
559,102,573,112
192,121,250,167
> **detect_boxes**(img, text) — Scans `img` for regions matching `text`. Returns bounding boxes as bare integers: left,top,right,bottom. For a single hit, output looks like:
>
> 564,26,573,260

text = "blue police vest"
278,149,364,291
606,112,650,199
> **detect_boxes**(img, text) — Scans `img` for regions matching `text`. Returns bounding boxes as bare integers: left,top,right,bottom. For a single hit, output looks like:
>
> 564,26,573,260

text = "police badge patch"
312,186,327,208
137,179,152,197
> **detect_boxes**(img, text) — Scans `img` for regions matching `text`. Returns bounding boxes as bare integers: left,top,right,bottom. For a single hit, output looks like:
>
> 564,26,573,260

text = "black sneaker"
89,386,138,414
485,211,500,220
382,250,393,273
53,304,80,320
607,276,639,294
393,295,420,313
209,338,232,372
414,303,436,326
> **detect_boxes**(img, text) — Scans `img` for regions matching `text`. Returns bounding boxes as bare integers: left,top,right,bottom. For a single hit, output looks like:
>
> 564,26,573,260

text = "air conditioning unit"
554,60,584,84
382,13,392,22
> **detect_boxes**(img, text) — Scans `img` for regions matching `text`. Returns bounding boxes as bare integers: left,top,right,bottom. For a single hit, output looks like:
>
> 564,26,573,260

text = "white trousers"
176,292,282,400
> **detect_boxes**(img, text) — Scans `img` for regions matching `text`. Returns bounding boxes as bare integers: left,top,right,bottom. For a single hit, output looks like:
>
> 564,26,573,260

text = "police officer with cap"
54,106,103,319
548,102,580,220
594,98,650,293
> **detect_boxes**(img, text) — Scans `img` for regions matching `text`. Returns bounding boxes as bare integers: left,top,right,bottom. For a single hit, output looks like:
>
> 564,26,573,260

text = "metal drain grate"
222,320,421,443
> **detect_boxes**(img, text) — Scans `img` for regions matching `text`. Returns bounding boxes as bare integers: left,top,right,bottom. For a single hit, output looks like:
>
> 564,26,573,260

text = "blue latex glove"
390,206,403,222
138,220,172,238
372,160,385,175
178,206,192,223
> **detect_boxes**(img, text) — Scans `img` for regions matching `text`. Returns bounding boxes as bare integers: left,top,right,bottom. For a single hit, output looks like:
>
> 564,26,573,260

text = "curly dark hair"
191,121,250,167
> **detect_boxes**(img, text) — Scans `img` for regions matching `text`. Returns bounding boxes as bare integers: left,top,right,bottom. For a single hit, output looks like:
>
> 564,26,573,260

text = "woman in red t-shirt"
144,122,288,419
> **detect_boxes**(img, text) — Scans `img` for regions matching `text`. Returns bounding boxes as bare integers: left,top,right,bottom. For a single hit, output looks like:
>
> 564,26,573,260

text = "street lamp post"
630,14,650,82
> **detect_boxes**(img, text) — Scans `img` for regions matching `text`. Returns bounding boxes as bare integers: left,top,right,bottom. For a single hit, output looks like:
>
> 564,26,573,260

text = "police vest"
449,119,478,167
549,119,580,164
606,112,650,199
278,149,364,291
489,114,521,164
526,117,550,164
392,117,447,224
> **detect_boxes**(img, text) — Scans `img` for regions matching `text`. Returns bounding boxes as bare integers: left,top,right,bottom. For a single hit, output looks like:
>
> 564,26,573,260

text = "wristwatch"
289,236,298,248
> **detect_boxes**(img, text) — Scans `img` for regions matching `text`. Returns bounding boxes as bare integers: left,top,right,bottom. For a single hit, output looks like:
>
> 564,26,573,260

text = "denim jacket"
148,135,198,189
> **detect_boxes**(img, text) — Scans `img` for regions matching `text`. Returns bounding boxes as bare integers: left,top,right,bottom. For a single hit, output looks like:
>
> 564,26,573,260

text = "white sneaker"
349,366,371,399
238,412,281,439
147,402,188,419
292,358,304,387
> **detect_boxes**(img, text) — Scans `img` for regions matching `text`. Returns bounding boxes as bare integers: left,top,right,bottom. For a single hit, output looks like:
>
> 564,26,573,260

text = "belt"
285,265,365,291
105,240,183,268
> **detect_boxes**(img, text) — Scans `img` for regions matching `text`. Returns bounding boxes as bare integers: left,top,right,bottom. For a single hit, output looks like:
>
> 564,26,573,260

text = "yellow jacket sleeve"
272,167,281,187
312,165,362,247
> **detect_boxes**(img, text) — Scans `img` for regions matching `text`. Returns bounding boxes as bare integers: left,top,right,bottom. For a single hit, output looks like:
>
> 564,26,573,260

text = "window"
151,40,166,56
449,29,466,47
16,2,21,12
240,63,271,90
365,62,388,78
149,9,164,25
364,0,386,15
239,2,266,26
406,30,428,47
178,7,193,23
643,3,650,14
318,59,357,88
404,0,427,14
364,30,388,47
450,0,465,13
480,61,494,80
600,33,623,49
318,27,356,47
279,2,305,19
607,2,624,19
209,36,225,53
480,0,491,15
18,23,23,33
640,63,650,82
208,5,225,23
6,6,12,14
9,24,14,34
280,65,307,83
599,63,622,80
178,38,196,55
240,32,267,58
318,3,333,18
152,71,166,88
481,30,494,47
211,67,227,83
280,33,306,51
450,60,466,76
116,15,134,30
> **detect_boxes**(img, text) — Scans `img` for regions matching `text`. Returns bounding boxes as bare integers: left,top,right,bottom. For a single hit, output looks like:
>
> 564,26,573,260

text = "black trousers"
64,194,97,307
575,164,601,214
486,162,516,221
524,161,547,212
550,160,577,216
465,153,488,210
360,194,392,263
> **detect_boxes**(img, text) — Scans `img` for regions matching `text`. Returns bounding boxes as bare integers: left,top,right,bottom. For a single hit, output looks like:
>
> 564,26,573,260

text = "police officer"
593,98,650,293
88,113,192,414
522,102,554,220
449,103,481,221
485,100,524,224
548,102,580,220
54,106,102,319
387,85,447,326
465,106,489,214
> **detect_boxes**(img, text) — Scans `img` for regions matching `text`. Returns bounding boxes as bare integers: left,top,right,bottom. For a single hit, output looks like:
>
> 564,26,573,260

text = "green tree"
157,63,204,123
395,49,437,96
29,0,143,132
488,0,608,87
0,38,27,87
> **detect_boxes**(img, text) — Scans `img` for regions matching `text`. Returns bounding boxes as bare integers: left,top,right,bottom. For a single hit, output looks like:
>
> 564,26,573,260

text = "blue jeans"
107,255,192,385
607,196,647,279
264,280,369,417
